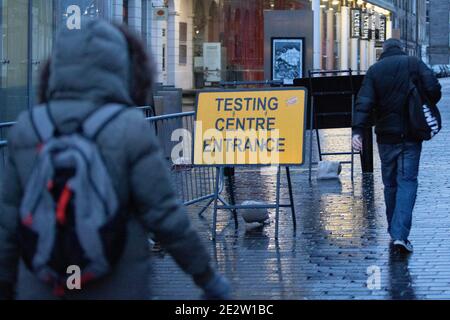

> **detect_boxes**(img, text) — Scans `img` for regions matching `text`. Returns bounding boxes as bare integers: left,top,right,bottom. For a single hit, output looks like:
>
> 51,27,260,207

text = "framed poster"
203,43,222,82
271,38,304,84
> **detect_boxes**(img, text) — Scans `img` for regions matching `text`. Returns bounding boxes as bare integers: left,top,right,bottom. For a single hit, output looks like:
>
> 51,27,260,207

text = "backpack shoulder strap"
409,56,429,104
412,56,419,77
407,56,421,84
30,105,56,143
82,104,127,140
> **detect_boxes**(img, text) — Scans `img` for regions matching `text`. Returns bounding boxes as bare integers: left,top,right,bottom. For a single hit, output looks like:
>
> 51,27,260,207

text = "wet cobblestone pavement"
150,78,450,300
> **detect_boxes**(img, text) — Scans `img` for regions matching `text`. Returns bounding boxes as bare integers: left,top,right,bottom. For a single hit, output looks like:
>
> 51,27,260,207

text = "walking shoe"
393,240,414,253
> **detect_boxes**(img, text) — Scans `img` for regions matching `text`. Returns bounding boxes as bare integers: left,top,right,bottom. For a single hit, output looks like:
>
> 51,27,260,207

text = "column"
112,0,124,24
127,0,142,34
368,38,375,65
312,0,321,70
326,8,334,70
167,1,177,86
335,10,341,69
369,12,377,66
320,7,324,69
360,39,368,71
340,5,349,70
150,0,168,84
166,0,194,89
351,38,358,72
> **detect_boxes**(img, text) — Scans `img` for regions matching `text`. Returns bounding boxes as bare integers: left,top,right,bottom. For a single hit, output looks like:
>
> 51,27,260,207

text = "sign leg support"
225,170,239,230
351,93,355,182
286,166,296,234
275,165,282,239
308,99,315,181
212,167,221,241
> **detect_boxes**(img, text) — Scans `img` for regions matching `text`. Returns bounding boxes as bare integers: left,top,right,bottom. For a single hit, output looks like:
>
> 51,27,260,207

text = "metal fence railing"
0,110,218,210
0,122,14,183
137,105,155,118
147,112,219,208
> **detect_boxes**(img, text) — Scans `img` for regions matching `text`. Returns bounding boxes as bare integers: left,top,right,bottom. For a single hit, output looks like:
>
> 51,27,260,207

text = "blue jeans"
378,142,422,241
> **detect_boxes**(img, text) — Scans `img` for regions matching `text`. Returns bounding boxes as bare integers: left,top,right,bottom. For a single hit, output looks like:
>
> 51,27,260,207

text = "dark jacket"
0,20,212,299
352,47,442,144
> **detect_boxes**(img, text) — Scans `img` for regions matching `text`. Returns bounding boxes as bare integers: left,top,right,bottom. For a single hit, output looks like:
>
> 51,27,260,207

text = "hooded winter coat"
0,19,211,299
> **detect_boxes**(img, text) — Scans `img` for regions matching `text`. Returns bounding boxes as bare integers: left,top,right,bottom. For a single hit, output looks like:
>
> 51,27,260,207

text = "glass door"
0,0,114,122
30,0,53,106
0,0,29,122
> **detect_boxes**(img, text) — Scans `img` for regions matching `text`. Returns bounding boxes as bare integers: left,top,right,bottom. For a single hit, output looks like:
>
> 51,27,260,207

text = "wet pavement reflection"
388,245,416,300
150,79,450,300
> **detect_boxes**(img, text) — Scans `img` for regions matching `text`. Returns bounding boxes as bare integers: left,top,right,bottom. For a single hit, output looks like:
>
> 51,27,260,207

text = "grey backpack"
19,104,126,296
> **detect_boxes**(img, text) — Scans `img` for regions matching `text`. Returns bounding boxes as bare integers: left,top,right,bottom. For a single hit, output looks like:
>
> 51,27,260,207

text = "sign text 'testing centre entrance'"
194,88,307,166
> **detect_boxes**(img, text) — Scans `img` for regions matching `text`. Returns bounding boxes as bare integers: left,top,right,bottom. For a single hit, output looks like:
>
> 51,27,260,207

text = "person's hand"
201,273,231,300
352,134,363,152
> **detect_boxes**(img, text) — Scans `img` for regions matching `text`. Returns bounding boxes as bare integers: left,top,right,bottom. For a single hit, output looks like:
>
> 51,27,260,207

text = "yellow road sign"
194,88,307,166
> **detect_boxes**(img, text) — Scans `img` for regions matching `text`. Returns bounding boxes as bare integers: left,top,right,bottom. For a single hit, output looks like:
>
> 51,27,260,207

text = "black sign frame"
361,11,370,40
378,15,387,42
350,8,362,39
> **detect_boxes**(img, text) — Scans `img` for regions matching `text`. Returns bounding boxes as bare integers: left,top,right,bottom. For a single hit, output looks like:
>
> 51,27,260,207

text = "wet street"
150,78,450,300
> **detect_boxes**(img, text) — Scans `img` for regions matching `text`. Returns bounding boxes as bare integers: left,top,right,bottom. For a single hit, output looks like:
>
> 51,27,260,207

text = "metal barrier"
0,122,14,183
136,105,155,118
147,112,220,210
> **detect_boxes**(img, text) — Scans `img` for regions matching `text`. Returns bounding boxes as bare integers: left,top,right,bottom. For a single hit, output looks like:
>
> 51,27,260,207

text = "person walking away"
352,38,442,253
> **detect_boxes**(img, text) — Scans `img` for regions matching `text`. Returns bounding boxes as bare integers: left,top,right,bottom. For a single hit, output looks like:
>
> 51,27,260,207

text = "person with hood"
0,19,230,300
352,38,442,253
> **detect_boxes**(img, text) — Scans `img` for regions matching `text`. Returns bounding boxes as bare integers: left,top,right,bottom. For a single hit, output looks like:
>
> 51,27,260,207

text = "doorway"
0,0,29,122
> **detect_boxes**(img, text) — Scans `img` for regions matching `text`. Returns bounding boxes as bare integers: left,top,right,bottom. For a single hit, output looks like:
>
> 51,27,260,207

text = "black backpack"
405,57,442,141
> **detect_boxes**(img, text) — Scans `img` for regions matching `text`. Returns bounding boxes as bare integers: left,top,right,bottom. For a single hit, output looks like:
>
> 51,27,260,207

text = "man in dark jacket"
352,38,441,253
0,19,230,300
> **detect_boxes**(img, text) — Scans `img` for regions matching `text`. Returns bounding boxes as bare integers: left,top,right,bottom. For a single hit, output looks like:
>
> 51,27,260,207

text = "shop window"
192,0,310,87
179,22,188,65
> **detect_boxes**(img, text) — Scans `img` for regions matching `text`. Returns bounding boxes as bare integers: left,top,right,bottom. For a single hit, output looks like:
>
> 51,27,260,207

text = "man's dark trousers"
378,142,422,241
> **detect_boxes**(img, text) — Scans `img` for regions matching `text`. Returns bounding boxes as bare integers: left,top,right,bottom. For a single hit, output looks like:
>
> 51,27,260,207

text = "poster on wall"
203,43,222,83
271,38,304,84
350,9,361,38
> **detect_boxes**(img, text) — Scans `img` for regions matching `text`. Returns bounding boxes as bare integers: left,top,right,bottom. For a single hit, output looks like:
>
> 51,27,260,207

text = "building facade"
0,0,428,122
427,0,450,65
